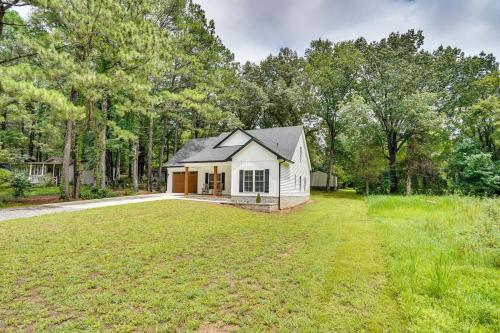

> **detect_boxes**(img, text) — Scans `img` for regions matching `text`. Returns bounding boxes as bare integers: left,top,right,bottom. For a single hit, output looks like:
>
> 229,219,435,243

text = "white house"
165,126,311,209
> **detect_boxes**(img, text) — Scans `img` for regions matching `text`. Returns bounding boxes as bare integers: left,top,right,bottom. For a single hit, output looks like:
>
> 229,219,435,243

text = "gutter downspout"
278,159,285,210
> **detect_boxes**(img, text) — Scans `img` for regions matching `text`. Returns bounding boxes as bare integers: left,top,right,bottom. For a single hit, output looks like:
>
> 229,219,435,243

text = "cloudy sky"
196,0,500,64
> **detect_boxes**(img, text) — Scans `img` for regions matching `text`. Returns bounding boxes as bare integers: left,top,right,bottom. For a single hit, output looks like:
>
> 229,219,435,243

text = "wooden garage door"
172,172,198,193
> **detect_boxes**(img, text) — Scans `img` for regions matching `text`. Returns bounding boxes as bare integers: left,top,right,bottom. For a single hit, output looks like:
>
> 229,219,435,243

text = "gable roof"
166,126,303,167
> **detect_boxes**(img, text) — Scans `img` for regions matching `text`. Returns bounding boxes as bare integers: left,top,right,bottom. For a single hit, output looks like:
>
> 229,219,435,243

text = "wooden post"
213,165,218,196
184,166,189,195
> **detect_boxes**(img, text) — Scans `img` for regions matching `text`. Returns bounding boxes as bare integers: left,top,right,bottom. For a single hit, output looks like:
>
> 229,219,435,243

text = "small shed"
310,170,337,190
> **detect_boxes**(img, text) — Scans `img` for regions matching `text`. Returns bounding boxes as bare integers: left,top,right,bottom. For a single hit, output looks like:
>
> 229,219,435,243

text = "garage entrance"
172,171,198,194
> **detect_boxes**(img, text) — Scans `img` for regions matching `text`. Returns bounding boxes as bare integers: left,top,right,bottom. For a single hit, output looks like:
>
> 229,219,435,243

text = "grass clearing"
0,191,401,332
367,195,499,332
0,185,60,199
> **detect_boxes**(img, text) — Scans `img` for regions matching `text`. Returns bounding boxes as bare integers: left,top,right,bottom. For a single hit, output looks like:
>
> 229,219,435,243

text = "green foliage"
447,140,500,195
79,186,117,200
0,168,12,185
255,192,261,203
9,172,32,197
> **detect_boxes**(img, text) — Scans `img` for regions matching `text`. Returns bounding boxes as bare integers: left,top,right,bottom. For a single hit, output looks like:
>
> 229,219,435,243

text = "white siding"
280,131,311,197
219,130,251,147
231,142,279,197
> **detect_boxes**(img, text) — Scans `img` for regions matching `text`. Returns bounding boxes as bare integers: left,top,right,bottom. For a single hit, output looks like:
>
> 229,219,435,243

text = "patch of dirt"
6,195,61,206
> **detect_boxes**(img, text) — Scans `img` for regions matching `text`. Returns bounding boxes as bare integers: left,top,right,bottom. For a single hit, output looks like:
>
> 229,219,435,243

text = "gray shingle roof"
165,126,303,167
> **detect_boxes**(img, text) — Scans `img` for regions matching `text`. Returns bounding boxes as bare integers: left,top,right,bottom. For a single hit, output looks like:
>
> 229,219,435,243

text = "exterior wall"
218,130,251,147
231,195,278,204
231,195,308,210
230,141,279,197
194,164,231,195
279,195,309,209
280,131,311,198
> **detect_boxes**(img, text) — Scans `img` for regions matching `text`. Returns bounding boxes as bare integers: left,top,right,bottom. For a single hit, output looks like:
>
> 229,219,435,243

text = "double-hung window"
239,169,269,193
244,170,253,192
255,170,264,192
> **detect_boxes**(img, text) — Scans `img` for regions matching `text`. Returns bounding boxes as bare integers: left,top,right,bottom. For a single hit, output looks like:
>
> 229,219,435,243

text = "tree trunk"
0,6,5,39
365,180,369,195
132,132,139,193
325,126,336,192
405,136,415,196
406,172,412,196
387,131,398,194
72,144,80,200
173,123,178,153
147,111,154,192
28,128,35,159
115,149,121,182
158,109,168,191
62,88,77,199
325,146,333,192
98,93,108,188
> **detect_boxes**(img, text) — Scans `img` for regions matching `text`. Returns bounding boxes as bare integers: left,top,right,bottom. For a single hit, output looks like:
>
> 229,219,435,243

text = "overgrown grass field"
367,195,499,332
0,191,498,332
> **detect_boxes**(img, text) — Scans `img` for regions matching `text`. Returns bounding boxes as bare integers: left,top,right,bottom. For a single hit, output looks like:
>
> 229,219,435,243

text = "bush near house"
10,173,33,198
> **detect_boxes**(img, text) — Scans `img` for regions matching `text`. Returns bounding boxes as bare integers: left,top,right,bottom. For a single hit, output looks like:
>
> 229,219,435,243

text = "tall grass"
367,195,499,332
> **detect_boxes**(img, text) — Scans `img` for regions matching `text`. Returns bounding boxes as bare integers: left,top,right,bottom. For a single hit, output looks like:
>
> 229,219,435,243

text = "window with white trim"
255,170,264,192
299,176,302,191
304,177,307,192
244,170,253,192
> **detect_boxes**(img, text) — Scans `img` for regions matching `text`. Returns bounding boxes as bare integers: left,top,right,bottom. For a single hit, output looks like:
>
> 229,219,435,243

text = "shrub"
79,186,116,200
0,168,12,185
256,193,262,203
10,173,33,198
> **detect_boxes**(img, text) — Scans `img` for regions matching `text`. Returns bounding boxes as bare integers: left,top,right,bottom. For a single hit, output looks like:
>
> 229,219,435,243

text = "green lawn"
0,191,497,332
0,185,60,200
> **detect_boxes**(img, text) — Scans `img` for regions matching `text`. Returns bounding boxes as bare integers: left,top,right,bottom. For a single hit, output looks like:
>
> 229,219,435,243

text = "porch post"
213,165,218,196
184,166,189,195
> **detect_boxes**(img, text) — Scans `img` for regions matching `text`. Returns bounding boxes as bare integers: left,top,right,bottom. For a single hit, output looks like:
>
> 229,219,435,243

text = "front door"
172,171,198,194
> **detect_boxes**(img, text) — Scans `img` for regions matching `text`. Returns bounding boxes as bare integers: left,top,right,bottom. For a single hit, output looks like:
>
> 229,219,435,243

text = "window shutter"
264,169,269,193
205,173,208,184
239,170,243,192
222,172,225,190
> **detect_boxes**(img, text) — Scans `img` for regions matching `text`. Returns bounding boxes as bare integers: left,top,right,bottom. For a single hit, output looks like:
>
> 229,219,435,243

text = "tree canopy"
1,2,498,196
